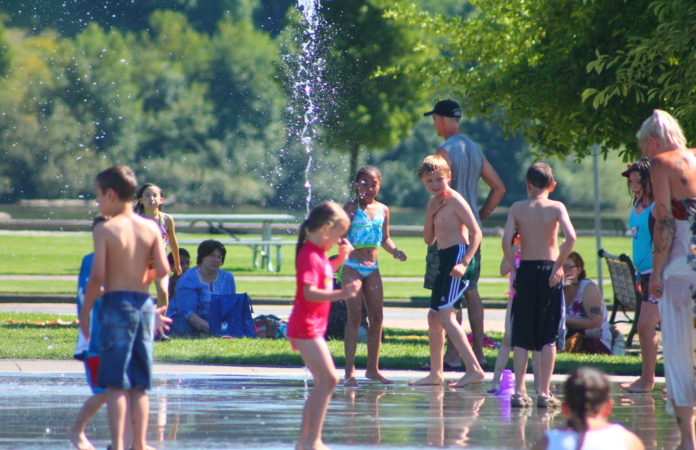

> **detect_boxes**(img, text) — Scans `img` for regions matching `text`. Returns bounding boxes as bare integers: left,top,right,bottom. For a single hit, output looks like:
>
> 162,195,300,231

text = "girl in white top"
533,367,644,450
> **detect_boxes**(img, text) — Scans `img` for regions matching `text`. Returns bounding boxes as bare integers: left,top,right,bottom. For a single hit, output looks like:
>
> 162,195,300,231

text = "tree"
387,0,668,159
282,0,437,180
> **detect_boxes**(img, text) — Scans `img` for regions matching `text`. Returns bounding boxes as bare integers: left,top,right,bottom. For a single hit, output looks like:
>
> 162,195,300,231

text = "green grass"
0,233,629,301
0,312,653,376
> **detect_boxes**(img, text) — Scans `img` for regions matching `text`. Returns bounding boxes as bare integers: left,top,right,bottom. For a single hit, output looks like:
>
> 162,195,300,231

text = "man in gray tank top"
422,99,506,368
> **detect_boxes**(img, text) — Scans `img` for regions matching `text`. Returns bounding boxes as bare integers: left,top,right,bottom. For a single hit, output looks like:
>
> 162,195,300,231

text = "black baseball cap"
423,99,462,118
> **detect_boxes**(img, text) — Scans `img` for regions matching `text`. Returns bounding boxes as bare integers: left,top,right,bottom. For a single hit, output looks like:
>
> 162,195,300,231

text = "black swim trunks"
510,260,563,351
430,244,475,311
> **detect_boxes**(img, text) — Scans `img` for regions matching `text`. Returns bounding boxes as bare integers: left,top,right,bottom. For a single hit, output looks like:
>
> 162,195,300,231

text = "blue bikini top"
347,206,384,249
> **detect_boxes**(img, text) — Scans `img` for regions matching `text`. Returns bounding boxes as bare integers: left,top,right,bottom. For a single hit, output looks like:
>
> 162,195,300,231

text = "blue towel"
209,293,257,338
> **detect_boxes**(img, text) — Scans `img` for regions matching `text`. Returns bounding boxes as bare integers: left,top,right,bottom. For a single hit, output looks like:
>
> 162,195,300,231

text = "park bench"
178,238,295,272
598,248,642,346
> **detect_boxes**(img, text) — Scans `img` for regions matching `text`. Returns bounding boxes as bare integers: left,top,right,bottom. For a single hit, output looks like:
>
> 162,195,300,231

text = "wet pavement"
0,364,679,449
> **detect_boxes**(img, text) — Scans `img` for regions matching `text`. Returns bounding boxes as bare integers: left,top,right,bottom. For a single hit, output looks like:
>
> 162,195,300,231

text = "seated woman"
169,240,235,336
563,252,612,354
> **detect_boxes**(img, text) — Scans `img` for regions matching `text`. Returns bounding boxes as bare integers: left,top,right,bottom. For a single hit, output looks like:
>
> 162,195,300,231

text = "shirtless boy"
80,165,169,450
411,155,485,388
502,162,576,408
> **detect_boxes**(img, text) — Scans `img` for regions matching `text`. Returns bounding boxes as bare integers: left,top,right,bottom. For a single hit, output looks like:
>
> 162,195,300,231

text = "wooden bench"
178,238,295,272
598,248,642,346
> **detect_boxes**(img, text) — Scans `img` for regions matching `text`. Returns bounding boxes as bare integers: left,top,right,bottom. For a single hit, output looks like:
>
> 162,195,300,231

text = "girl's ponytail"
563,367,610,450
295,201,349,257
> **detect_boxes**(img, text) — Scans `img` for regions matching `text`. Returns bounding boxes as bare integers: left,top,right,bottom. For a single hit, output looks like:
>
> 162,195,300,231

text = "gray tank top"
439,134,484,224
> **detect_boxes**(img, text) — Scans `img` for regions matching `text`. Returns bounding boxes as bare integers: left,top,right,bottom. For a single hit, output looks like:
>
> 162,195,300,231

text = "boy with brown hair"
411,155,485,387
80,165,169,450
502,162,576,408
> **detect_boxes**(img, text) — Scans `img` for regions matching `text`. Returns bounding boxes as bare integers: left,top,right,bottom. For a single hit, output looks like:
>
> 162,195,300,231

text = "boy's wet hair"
197,240,226,265
95,165,137,201
418,155,450,179
526,162,554,189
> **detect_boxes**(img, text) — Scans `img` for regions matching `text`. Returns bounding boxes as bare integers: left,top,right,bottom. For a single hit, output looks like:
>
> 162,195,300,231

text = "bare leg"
128,389,150,450
531,351,541,394
442,309,463,368
342,267,362,387
362,271,391,384
675,404,696,450
621,301,659,393
294,338,339,450
436,307,484,388
69,393,106,450
536,344,556,397
488,301,512,392
464,289,486,367
512,347,529,396
410,310,446,385
106,388,128,450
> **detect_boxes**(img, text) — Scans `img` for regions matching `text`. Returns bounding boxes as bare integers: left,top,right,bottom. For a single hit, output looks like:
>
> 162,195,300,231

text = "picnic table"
172,214,297,271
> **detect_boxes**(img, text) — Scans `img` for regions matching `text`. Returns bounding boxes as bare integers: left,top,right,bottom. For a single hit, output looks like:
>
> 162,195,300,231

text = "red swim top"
287,240,333,340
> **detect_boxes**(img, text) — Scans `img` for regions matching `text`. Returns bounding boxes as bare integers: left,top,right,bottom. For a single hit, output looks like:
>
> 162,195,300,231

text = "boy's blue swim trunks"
97,291,155,390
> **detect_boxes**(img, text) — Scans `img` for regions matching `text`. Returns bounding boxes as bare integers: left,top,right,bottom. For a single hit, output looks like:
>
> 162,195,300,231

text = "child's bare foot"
619,378,654,393
365,370,394,385
409,373,444,386
344,376,358,387
68,429,95,450
449,371,484,388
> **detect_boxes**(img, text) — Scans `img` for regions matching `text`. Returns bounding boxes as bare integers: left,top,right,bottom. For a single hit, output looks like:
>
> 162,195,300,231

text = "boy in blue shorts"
502,162,576,408
410,155,485,388
80,165,169,450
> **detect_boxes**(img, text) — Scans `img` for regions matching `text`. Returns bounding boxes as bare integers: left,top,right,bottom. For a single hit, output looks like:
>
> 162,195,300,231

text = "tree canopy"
388,0,694,159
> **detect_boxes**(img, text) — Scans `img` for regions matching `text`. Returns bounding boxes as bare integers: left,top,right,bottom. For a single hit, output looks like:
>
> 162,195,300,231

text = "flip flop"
537,394,561,408
511,393,532,407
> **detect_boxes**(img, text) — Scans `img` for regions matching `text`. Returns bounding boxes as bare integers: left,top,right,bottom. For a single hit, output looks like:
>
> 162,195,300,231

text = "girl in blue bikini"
342,166,407,386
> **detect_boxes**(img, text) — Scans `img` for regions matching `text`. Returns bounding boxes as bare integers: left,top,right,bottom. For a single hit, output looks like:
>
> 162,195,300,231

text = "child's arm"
381,204,407,261
303,279,361,303
451,196,481,279
423,196,446,245
551,203,577,287
80,227,107,339
330,238,353,272
145,224,170,285
501,207,518,275
499,242,518,276
166,214,182,275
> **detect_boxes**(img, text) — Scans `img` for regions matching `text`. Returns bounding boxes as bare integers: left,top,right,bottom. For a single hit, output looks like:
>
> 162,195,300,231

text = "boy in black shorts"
502,162,576,408
410,155,485,388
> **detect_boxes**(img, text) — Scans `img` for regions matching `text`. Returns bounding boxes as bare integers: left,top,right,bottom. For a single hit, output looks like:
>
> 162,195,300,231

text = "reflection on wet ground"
0,373,679,449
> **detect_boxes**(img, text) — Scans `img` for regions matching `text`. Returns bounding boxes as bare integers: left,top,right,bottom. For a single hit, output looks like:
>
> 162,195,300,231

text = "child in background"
487,232,520,393
502,162,576,408
167,248,191,301
619,159,659,393
533,367,644,450
411,155,485,388
80,165,170,450
134,183,182,309
69,217,112,450
342,166,407,386
287,201,362,450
